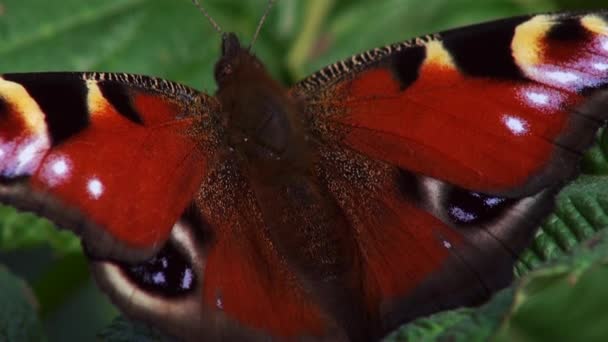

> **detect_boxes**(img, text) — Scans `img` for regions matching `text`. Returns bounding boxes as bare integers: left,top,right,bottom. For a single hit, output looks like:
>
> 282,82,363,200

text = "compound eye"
214,61,233,84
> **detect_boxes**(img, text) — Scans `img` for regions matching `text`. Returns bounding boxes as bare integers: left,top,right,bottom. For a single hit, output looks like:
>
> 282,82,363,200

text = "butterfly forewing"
294,12,608,197
0,72,212,261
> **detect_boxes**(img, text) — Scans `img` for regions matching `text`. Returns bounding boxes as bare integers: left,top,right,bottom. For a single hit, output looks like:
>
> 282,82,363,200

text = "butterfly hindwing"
0,72,211,261
90,165,345,341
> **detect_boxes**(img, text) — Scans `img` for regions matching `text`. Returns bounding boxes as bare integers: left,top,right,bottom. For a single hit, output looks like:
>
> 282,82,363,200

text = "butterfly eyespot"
122,241,196,297
444,189,515,225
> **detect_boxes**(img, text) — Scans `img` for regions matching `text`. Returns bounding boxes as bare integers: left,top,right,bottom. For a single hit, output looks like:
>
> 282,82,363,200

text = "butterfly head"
212,32,310,183
214,32,265,87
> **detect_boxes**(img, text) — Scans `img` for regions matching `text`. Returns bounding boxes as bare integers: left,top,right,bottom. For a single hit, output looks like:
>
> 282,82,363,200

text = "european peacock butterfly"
0,1,607,341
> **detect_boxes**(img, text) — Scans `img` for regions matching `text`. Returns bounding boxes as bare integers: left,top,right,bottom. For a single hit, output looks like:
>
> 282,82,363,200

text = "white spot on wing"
152,272,166,285
526,91,549,105
502,115,529,136
216,295,224,310
442,240,452,249
545,70,579,84
485,197,504,206
522,65,601,92
181,269,193,290
449,207,476,222
594,62,608,71
14,136,49,175
17,143,37,166
518,86,567,112
0,140,16,173
87,177,104,199
41,154,72,187
51,159,68,175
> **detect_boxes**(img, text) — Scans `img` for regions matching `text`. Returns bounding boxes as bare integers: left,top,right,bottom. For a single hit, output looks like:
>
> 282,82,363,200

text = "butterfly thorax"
209,33,374,340
214,33,310,184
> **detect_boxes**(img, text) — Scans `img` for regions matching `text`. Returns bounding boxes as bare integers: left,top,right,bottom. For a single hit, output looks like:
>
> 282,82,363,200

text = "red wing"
0,72,211,261
294,12,608,197
1,73,341,339
197,161,330,339
291,12,608,337
90,162,343,341
315,145,557,333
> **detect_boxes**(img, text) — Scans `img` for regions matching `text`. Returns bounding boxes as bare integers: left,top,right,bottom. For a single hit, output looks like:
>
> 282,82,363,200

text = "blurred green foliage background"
0,0,606,340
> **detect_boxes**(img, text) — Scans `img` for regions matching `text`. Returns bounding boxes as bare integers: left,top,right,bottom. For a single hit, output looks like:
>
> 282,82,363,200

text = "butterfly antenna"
251,0,275,48
191,0,222,34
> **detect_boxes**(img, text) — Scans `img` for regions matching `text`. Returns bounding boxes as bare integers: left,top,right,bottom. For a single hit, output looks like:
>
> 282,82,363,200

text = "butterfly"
1,2,607,340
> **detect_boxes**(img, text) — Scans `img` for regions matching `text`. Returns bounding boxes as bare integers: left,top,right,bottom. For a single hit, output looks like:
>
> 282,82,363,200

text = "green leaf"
31,252,90,316
496,230,608,341
98,317,168,342
383,307,475,341
515,129,608,276
0,265,45,341
388,229,608,341
385,289,513,342
0,204,80,254
0,0,280,90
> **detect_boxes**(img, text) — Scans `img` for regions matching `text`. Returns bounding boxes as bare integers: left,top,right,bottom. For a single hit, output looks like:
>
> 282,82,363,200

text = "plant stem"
287,0,334,81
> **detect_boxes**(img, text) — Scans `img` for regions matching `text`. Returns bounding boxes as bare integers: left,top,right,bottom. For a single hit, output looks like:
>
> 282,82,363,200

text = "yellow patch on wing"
86,79,111,117
581,15,608,35
512,15,555,67
424,40,455,69
0,76,48,135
